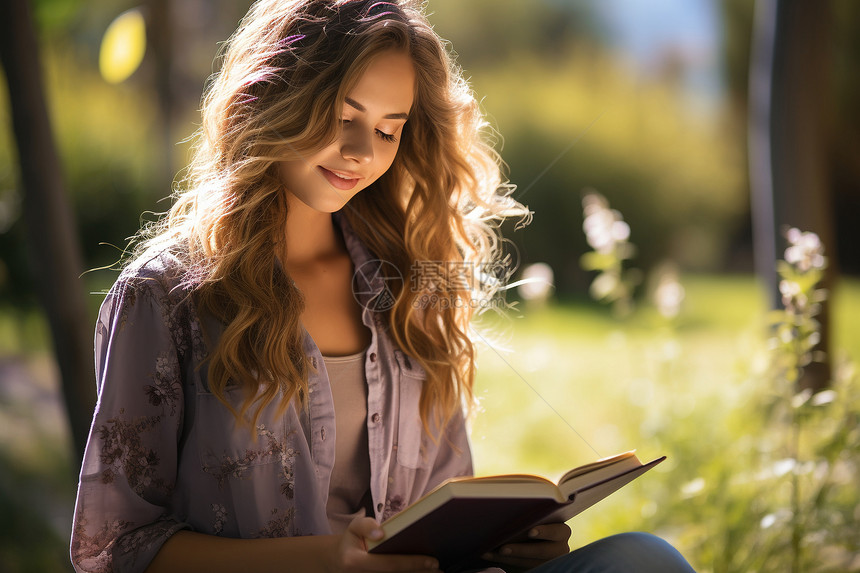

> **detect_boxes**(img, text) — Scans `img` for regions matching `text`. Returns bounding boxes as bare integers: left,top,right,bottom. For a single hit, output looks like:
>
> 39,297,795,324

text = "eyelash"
376,130,397,143
340,120,398,143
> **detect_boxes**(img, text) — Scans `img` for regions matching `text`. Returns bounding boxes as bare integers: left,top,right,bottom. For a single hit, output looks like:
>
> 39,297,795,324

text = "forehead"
345,50,416,113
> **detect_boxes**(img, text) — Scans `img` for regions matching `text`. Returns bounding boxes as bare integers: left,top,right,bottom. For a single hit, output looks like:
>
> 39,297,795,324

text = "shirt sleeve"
71,275,191,573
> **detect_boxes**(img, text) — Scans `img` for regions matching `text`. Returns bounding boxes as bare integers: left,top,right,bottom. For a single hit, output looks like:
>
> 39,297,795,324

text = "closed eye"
339,119,398,143
376,129,397,143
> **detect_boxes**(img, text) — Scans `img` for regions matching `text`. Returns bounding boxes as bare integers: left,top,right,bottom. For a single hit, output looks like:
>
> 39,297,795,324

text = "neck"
282,193,343,268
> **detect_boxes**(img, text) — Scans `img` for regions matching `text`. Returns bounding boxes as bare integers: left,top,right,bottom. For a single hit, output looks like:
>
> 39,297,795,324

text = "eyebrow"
345,97,409,120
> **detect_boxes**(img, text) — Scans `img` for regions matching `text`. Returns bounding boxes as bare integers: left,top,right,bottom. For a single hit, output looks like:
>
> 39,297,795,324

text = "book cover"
367,451,665,570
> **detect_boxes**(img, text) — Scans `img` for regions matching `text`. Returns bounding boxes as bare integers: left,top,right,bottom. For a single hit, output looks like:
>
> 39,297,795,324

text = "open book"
367,451,665,571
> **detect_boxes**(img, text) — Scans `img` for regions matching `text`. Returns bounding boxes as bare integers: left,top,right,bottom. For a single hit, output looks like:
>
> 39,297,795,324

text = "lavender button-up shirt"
71,213,473,573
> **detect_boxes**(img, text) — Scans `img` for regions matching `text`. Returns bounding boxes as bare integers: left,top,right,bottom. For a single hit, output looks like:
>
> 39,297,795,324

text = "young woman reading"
71,1,696,572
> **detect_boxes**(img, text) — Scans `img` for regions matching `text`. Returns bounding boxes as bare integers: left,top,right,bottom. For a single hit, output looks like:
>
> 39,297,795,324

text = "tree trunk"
0,0,96,464
749,0,834,392
147,0,176,193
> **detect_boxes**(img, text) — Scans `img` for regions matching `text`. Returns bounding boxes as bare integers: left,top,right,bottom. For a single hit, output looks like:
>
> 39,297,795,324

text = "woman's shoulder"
109,247,194,307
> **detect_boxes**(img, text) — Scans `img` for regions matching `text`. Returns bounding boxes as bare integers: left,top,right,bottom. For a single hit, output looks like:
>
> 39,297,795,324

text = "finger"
357,553,442,572
345,515,384,547
497,522,572,545
488,540,570,561
526,523,572,543
340,539,442,572
343,516,442,572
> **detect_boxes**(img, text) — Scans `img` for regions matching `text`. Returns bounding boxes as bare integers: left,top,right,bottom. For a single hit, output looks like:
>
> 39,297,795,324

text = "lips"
318,166,360,191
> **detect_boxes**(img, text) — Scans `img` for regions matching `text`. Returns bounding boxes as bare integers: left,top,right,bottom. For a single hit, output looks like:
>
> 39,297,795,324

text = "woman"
71,1,695,572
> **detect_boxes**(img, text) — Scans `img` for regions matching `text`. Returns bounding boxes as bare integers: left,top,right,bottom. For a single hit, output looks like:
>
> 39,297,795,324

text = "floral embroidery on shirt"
188,316,207,365
143,352,182,415
72,514,134,573
254,507,296,538
211,503,227,535
115,519,181,564
383,495,406,520
258,425,300,501
97,411,170,497
117,285,138,332
119,268,199,365
202,450,258,488
202,425,299,492
163,293,202,363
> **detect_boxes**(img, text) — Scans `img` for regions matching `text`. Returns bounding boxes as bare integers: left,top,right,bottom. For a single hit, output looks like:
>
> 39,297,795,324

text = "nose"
340,126,373,165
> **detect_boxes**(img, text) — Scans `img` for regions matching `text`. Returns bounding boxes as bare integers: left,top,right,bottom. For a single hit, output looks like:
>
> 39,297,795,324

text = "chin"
318,196,354,213
291,189,356,214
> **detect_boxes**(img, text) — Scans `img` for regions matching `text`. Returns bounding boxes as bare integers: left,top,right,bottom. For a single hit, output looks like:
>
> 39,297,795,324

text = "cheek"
377,144,401,175
279,159,306,178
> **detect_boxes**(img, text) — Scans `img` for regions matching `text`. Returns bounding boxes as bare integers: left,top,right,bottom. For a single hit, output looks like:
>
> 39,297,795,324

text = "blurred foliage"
427,0,606,66
579,191,640,316
0,351,77,573
0,46,162,322
471,49,745,289
471,273,860,573
0,440,75,573
429,0,748,293
572,216,858,571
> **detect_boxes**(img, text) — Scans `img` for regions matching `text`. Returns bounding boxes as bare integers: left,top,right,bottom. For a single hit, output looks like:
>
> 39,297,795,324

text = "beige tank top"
323,349,374,534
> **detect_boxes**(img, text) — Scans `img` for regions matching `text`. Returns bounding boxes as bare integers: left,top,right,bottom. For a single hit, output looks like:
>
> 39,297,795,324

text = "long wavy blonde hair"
137,0,529,433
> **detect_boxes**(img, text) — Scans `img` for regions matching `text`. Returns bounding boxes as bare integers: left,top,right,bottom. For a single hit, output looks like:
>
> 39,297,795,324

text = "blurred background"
1,0,858,571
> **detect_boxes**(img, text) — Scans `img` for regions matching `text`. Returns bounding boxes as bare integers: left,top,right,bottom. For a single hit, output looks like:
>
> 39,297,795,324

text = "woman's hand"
480,522,572,573
328,516,443,573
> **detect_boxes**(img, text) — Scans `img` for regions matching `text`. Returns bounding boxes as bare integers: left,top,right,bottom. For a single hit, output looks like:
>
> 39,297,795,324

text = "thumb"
346,515,384,546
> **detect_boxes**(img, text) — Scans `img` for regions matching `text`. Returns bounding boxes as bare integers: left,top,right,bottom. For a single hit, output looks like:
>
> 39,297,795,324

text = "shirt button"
369,352,377,362
320,427,326,441
377,502,384,512
371,413,380,423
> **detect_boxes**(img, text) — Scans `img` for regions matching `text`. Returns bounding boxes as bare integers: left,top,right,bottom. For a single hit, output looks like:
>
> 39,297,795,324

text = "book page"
547,456,666,523
557,451,642,498
557,451,638,483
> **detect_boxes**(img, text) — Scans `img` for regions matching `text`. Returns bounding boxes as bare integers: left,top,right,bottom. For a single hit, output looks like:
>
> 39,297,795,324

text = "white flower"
611,220,630,242
784,228,826,272
582,193,630,255
680,477,705,497
518,263,554,302
590,272,619,300
653,265,685,319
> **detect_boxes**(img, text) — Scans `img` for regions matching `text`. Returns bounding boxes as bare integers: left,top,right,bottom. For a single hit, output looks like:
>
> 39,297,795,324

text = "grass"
1,274,858,572
470,274,769,473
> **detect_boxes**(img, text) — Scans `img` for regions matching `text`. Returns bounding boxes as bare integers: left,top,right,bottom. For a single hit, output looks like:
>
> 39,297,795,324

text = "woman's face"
279,49,416,213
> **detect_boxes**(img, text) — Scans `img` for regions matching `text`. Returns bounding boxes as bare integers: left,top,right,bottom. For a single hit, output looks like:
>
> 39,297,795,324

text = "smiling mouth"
318,166,360,191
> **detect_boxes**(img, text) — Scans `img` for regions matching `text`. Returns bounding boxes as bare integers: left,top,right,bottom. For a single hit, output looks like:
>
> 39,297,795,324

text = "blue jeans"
527,532,696,573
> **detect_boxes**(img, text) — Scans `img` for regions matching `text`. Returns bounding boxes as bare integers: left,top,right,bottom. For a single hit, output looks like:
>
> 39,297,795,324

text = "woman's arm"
72,274,191,572
145,517,442,573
